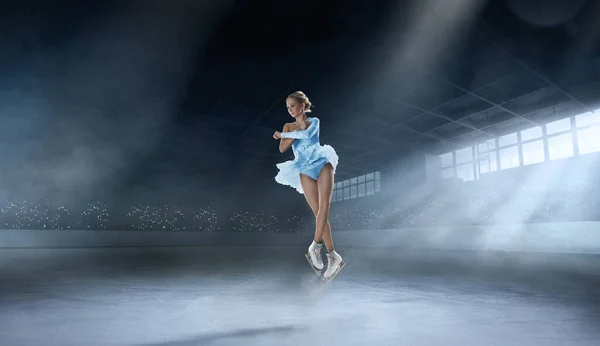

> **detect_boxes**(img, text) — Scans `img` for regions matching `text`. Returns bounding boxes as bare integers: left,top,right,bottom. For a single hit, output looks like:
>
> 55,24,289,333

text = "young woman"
272,91,344,282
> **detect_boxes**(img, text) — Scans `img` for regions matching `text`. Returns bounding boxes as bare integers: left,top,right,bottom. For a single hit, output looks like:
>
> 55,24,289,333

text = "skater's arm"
280,117,319,139
279,123,295,153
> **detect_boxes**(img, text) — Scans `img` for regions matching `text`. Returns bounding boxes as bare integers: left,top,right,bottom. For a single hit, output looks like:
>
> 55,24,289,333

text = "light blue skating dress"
275,117,339,194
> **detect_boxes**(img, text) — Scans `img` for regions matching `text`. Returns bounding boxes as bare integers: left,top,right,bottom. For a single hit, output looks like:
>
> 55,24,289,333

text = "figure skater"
272,91,344,282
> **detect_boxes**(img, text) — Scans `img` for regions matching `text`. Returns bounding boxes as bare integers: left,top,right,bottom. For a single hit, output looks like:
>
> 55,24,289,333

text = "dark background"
0,0,598,226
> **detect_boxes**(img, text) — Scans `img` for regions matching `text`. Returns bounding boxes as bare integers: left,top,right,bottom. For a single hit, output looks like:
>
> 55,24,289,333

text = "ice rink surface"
1,246,599,346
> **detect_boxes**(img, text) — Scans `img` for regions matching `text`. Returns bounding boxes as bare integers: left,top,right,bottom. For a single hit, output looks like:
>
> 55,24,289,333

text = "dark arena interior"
2,0,600,345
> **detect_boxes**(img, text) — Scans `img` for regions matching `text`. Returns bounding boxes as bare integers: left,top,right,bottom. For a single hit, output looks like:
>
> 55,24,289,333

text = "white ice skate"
305,241,324,276
323,250,345,283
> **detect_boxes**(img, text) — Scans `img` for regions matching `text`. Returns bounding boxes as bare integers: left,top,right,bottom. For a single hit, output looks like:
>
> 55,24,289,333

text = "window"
456,162,474,181
455,147,473,164
358,183,366,197
575,112,600,128
366,181,375,195
546,117,571,135
343,186,350,199
499,146,519,170
476,149,492,161
478,139,496,153
476,149,497,175
430,109,600,183
350,185,358,198
332,171,380,202
478,157,498,174
441,167,454,179
498,132,518,147
439,152,453,167
479,160,490,174
547,133,574,160
520,126,542,141
522,140,545,166
577,126,600,155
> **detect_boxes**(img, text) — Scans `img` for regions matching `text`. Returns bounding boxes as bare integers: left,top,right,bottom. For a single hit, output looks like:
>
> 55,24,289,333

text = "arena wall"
1,222,599,254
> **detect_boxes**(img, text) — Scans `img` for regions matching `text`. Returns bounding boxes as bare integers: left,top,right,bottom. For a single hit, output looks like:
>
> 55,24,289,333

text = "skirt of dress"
274,144,339,194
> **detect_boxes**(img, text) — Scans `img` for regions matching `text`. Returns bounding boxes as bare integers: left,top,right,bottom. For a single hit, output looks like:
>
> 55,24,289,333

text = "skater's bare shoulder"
283,122,302,131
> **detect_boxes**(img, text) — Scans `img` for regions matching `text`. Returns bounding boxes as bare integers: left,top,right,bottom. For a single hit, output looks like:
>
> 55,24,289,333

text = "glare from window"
547,133,574,161
498,132,518,147
520,126,543,141
546,117,571,135
478,139,496,153
499,146,520,170
456,163,474,181
575,112,600,128
522,140,545,166
433,110,599,183
439,152,453,168
455,147,473,164
577,126,600,155
441,167,454,179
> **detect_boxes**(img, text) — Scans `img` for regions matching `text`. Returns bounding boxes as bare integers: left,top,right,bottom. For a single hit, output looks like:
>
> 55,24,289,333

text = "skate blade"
305,253,322,276
323,260,345,283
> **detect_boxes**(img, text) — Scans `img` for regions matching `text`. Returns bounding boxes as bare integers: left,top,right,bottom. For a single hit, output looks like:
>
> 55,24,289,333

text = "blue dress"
275,117,339,194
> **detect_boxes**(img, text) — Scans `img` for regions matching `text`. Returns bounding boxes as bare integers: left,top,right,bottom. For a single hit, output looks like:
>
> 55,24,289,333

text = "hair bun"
288,91,313,113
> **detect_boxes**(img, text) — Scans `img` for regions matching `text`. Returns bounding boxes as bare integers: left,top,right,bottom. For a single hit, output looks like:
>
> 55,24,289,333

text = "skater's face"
286,97,305,118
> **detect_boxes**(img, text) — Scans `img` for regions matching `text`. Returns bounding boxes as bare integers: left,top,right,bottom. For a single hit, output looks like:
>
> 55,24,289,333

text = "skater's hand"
273,131,282,140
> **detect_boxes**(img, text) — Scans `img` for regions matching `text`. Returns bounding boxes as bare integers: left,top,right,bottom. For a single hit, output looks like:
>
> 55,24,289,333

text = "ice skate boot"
323,250,345,283
305,240,324,275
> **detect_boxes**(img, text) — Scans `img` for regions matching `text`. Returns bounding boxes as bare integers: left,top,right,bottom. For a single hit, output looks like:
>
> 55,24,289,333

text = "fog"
0,1,233,206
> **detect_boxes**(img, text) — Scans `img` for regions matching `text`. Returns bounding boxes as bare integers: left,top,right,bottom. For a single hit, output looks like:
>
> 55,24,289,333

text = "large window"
456,163,474,181
441,167,454,179
498,133,518,147
547,133,573,161
499,145,519,170
478,139,496,153
520,126,542,141
332,171,380,203
522,140,545,166
476,140,497,177
477,155,497,175
575,112,600,128
546,117,571,135
455,147,473,164
436,109,600,182
575,112,600,156
577,126,600,155
439,152,453,167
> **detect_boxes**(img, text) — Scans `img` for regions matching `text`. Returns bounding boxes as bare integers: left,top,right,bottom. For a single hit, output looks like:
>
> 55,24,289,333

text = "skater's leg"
300,174,333,249
300,174,319,223
320,220,334,252
317,164,345,281
315,163,335,252
300,174,324,270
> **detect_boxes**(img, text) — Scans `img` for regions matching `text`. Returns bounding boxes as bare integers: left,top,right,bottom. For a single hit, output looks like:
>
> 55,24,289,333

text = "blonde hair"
287,91,313,113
